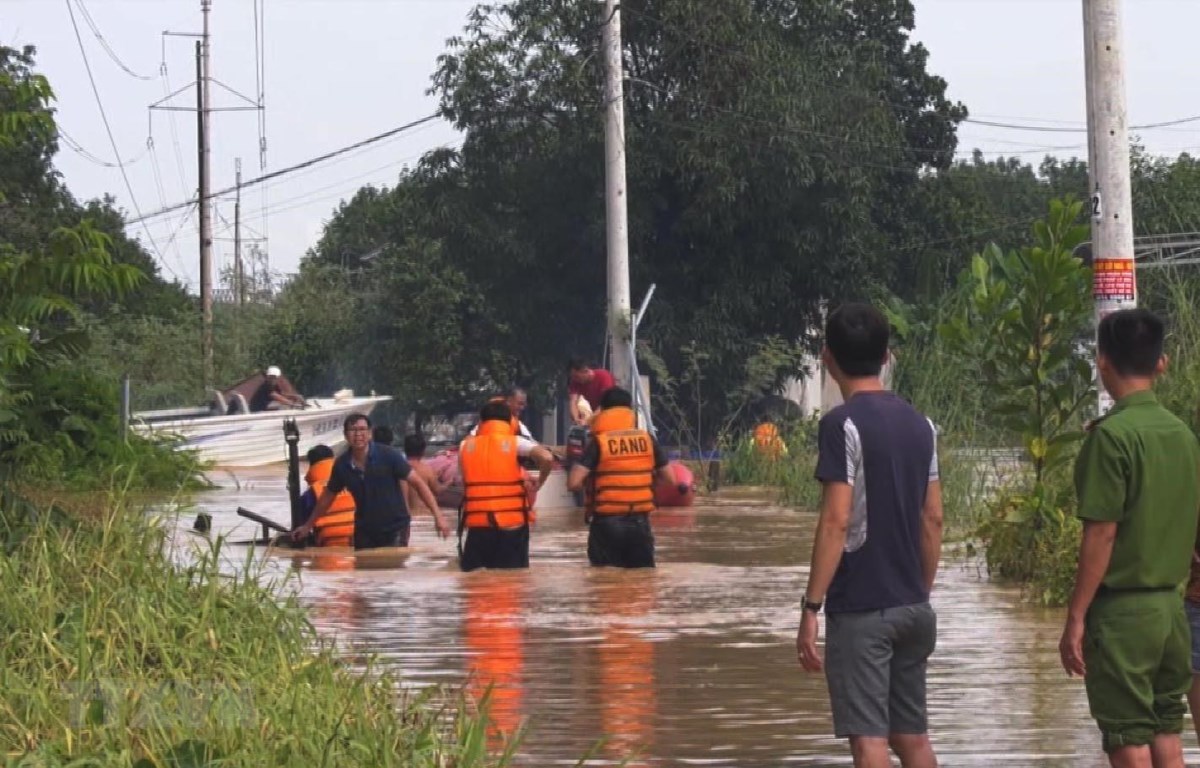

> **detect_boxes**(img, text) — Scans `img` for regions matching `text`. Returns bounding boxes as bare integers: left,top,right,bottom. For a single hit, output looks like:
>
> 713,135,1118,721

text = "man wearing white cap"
250,365,304,412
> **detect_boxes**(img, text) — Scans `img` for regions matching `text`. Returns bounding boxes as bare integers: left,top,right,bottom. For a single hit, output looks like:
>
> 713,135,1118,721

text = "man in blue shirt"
292,413,450,548
796,302,943,768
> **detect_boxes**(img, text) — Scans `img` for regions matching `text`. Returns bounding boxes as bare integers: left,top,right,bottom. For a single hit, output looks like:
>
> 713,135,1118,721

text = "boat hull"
131,395,392,467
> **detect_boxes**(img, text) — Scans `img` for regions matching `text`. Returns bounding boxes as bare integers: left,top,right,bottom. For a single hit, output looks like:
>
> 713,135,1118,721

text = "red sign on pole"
1093,258,1136,302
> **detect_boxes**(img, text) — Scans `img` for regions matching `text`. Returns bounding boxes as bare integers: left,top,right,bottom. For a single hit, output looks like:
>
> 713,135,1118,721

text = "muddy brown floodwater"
176,470,1200,767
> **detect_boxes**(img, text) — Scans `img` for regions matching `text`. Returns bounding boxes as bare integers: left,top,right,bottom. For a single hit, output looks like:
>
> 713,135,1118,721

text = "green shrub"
722,420,821,509
977,474,1081,605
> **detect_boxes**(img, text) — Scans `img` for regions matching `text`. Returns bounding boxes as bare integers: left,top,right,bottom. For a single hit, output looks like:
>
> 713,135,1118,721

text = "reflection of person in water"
463,573,527,748
594,573,657,765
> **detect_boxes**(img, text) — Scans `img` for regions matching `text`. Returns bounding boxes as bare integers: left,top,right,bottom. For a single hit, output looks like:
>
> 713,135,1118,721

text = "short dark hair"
480,400,512,423
600,387,632,409
403,434,426,458
825,303,889,378
1098,308,1165,376
372,425,394,445
306,444,334,464
505,385,526,399
567,358,588,373
343,413,371,431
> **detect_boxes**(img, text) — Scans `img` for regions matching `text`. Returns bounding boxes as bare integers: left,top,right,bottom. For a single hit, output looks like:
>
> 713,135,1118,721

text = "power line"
72,0,155,80
128,113,441,224
58,126,150,168
965,115,1200,133
65,0,167,263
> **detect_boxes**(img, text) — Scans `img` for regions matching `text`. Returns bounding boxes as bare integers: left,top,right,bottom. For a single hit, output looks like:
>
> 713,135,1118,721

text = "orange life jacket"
306,458,356,547
753,423,785,459
460,420,529,530
589,406,656,516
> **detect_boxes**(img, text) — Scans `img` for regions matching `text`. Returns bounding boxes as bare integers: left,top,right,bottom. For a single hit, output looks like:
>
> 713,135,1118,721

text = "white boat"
131,391,392,467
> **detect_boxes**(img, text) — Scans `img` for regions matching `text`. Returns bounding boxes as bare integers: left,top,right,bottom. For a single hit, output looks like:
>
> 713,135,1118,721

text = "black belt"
1096,584,1178,596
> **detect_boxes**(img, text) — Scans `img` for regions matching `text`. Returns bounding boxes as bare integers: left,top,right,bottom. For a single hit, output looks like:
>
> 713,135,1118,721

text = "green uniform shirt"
1074,390,1200,591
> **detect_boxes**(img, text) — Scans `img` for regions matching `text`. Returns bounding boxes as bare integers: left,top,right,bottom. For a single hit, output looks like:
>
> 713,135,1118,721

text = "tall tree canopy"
427,0,966,419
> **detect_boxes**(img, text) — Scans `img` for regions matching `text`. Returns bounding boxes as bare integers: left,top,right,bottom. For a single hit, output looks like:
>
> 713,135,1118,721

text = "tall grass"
721,421,822,510
0,486,514,767
1145,271,1200,434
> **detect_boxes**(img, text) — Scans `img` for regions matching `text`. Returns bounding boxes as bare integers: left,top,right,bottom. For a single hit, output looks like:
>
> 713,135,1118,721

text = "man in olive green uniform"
1059,309,1200,767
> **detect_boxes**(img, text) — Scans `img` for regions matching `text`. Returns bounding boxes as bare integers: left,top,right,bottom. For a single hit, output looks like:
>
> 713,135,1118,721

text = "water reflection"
592,571,657,766
178,469,1199,767
463,571,529,747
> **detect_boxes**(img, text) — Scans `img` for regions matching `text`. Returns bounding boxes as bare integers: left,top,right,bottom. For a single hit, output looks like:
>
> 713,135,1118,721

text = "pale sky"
4,0,1199,291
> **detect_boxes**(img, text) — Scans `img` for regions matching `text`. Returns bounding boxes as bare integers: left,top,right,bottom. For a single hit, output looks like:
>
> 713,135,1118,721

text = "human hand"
290,523,312,543
1059,616,1086,677
435,517,451,540
796,611,823,672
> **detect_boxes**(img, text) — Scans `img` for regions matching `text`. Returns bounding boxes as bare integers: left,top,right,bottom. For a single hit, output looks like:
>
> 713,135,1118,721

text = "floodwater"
176,469,1200,767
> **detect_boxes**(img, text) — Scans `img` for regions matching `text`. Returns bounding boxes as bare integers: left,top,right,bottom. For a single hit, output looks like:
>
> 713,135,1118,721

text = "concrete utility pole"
197,0,214,390
601,0,632,389
1083,0,1137,414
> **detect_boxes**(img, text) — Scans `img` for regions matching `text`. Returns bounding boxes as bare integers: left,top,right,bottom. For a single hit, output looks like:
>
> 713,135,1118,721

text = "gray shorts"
825,601,937,738
1187,599,1200,673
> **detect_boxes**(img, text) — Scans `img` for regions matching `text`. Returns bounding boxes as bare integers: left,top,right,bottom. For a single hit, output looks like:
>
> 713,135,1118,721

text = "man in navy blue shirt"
292,413,450,548
796,302,943,768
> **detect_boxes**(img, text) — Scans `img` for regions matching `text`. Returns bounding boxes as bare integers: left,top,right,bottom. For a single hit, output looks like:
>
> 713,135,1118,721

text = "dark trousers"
353,525,410,550
460,526,530,572
588,514,655,568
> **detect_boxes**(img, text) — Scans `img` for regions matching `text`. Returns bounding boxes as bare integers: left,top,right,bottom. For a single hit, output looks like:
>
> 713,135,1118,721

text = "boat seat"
208,389,229,415
225,393,251,415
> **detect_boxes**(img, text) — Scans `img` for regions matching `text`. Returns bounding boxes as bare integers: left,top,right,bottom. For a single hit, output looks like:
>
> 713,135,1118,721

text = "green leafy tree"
938,198,1094,604
939,198,1093,490
421,0,968,441
0,44,198,489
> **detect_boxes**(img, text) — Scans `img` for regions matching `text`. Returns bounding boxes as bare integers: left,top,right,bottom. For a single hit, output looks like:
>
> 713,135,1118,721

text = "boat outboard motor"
284,419,302,530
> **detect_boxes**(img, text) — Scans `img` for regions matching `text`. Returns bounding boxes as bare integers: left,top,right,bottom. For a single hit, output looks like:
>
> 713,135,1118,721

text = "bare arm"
529,445,553,488
568,393,583,424
405,471,449,538
921,479,944,592
292,489,335,540
797,481,853,672
567,463,590,493
805,482,854,604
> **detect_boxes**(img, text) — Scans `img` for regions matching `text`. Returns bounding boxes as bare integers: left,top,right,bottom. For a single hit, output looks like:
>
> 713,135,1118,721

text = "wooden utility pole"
1083,0,1137,413
601,0,632,389
197,0,214,390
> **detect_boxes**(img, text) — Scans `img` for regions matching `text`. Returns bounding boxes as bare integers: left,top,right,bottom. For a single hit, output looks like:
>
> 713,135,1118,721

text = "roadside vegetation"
0,487,516,766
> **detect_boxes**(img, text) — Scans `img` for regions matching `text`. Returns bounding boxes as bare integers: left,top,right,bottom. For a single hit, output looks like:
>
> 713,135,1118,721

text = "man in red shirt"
567,359,616,425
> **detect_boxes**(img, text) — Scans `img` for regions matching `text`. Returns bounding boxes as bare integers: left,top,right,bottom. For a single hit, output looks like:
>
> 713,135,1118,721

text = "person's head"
372,425,394,445
600,387,633,410
403,434,426,459
822,303,890,381
505,386,527,417
567,358,594,386
1097,308,1167,393
306,444,334,464
480,400,513,424
343,413,372,449
266,365,281,382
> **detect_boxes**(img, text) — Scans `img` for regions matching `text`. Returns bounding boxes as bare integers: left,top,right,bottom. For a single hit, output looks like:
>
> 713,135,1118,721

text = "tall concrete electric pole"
1083,0,1137,413
602,0,632,389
